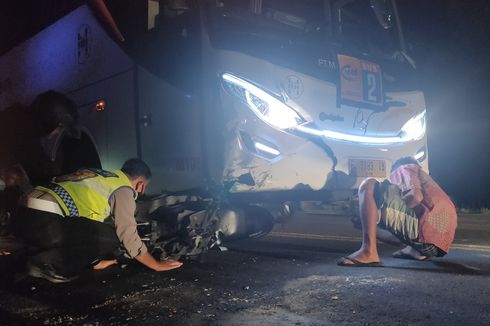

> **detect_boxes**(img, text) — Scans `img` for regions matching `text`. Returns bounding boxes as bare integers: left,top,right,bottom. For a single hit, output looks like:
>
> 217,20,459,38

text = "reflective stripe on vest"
37,169,134,222
43,182,79,217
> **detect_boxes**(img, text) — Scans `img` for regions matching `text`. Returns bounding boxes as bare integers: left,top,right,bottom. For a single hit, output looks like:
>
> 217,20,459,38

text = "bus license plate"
349,159,386,178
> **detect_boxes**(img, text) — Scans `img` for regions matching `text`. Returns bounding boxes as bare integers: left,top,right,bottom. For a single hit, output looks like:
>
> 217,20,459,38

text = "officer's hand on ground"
152,259,183,272
136,251,182,272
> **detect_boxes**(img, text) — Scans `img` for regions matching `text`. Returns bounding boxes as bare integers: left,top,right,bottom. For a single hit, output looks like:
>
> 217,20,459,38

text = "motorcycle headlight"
222,73,305,129
400,110,426,141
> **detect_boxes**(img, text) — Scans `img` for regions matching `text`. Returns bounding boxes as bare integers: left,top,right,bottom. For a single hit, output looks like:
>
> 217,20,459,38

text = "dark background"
0,0,488,208
399,0,489,208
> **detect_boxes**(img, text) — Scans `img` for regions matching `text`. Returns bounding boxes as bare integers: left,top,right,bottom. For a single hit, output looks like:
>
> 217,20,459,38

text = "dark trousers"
13,207,121,275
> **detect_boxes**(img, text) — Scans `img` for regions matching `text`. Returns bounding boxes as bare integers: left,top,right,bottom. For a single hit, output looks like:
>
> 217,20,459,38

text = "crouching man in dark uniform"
13,158,182,283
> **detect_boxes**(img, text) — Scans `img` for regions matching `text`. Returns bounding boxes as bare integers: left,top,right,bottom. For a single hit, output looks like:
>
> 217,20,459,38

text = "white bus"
0,0,428,222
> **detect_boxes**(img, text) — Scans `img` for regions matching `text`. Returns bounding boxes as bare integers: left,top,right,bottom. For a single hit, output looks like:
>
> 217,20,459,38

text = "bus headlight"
222,73,305,129
400,110,426,141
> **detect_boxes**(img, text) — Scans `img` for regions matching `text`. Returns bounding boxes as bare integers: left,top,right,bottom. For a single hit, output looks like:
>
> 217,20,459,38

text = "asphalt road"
1,212,489,326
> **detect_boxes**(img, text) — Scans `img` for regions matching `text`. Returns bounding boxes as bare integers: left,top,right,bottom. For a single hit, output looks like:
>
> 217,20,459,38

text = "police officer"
14,158,182,283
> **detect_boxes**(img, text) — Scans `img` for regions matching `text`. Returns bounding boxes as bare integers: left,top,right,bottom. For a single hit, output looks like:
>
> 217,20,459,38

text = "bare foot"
392,246,427,261
93,259,118,270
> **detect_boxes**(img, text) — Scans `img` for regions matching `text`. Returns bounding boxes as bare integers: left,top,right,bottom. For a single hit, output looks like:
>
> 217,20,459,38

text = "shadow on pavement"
382,259,489,275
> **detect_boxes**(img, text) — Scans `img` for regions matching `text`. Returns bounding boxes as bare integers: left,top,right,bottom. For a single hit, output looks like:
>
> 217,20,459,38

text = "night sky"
398,0,489,208
0,1,489,208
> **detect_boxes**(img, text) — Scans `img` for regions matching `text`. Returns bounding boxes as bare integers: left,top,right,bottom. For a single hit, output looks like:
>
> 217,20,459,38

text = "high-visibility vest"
37,168,135,222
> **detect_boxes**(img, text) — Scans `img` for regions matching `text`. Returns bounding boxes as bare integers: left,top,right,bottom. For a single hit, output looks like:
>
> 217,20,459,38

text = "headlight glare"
296,110,427,145
400,110,426,141
222,73,305,129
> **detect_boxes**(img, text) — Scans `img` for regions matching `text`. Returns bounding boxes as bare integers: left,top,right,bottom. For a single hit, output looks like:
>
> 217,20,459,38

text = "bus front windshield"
209,0,402,60
334,0,401,58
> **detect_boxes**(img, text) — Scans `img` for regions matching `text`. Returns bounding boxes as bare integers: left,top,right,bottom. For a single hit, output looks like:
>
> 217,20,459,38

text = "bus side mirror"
370,0,394,30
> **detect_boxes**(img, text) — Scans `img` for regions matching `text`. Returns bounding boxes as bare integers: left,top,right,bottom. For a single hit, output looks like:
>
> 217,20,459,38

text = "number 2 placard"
338,54,384,107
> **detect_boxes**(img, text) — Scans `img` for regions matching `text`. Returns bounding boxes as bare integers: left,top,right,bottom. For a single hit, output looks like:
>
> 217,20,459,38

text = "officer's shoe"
27,262,79,283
